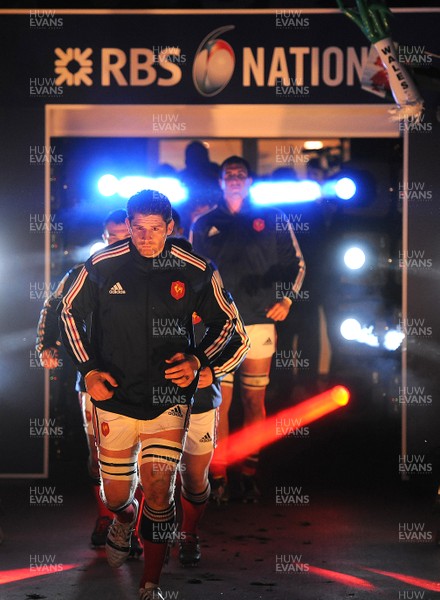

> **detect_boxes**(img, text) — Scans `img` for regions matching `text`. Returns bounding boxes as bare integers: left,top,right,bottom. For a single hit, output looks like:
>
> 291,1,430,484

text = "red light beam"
363,567,440,592
213,385,350,467
0,564,80,585
308,564,376,591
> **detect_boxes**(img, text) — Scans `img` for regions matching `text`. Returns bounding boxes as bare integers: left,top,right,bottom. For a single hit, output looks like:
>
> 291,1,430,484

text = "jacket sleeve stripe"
211,271,236,319
170,246,207,271
36,265,83,354
287,221,306,294
213,343,248,379
204,273,235,359
91,241,130,265
204,319,234,360
60,267,90,363
36,272,68,354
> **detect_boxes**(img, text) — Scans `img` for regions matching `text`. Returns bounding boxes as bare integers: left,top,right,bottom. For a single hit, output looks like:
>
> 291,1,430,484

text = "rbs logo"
54,46,184,87
101,47,183,86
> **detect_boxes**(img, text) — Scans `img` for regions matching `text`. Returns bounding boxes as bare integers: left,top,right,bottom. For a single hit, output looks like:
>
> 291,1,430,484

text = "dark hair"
103,209,127,228
126,189,172,224
220,155,251,178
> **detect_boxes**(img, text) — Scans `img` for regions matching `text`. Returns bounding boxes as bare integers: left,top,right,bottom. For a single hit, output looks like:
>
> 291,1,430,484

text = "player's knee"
98,451,138,509
140,438,182,500
101,482,135,512
143,469,176,506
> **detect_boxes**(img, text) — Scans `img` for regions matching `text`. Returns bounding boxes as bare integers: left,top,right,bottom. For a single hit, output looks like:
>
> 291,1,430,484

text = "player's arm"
168,300,247,390
36,265,83,368
191,264,237,368
200,297,250,388
266,212,306,321
277,211,306,295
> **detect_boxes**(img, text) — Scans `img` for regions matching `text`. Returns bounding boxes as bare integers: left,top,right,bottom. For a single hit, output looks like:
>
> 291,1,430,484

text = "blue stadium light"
344,247,366,270
335,177,356,200
340,318,362,341
98,174,118,197
322,176,357,200
98,175,187,204
340,318,379,347
250,180,321,205
383,329,405,351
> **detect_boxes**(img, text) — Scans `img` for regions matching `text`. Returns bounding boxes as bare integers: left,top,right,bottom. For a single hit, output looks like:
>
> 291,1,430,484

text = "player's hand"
266,297,292,321
84,370,118,400
165,353,200,388
197,367,214,388
40,347,61,369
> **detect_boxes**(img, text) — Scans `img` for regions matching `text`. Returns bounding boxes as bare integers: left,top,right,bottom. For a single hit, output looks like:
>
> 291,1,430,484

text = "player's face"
127,213,174,258
220,163,252,201
102,221,130,245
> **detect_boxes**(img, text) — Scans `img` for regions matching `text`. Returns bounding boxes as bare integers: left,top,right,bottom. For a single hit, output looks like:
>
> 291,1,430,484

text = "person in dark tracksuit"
60,190,239,600
191,156,305,503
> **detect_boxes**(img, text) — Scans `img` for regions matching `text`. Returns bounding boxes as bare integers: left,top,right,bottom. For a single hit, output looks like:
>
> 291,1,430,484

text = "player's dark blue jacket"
60,238,242,420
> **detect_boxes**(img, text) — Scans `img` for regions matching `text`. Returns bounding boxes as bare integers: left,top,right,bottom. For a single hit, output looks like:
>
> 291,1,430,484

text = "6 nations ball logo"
192,26,236,97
